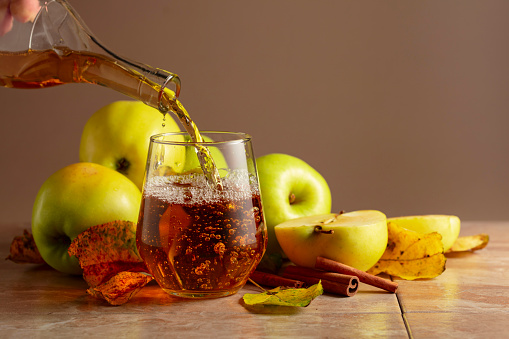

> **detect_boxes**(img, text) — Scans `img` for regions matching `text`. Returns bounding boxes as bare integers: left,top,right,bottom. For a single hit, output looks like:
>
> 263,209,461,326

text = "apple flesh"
387,215,461,251
275,210,388,271
256,153,332,255
79,100,185,190
32,162,141,275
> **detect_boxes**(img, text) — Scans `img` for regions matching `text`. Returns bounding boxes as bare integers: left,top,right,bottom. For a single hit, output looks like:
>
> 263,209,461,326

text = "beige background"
1,0,508,223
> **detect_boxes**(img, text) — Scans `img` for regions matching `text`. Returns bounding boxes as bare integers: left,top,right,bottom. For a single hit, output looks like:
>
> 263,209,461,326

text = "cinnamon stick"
282,265,359,297
249,270,304,288
315,256,398,293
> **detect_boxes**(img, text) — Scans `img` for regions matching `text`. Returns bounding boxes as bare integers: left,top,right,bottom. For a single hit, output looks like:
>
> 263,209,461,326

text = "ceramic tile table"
0,221,507,338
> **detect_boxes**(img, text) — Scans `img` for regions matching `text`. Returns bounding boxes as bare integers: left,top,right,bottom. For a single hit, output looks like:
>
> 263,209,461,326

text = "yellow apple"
387,215,461,251
32,162,141,275
275,210,388,271
79,100,185,190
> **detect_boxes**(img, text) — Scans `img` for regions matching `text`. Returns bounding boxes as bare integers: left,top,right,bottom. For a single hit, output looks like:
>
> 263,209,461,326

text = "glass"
136,132,267,298
0,0,180,112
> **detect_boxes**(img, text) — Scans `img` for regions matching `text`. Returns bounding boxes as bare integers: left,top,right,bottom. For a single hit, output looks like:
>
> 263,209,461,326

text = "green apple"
181,135,228,174
32,162,141,275
275,210,388,271
79,100,185,190
388,215,461,251
256,153,332,255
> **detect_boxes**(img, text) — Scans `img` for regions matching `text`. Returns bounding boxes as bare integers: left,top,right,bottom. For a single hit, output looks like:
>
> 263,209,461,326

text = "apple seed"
314,226,334,234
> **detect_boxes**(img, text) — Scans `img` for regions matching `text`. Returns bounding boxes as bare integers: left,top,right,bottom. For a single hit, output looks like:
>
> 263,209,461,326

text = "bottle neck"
106,53,182,114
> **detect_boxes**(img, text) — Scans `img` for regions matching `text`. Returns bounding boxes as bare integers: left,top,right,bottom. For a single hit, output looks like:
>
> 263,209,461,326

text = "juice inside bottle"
0,47,177,110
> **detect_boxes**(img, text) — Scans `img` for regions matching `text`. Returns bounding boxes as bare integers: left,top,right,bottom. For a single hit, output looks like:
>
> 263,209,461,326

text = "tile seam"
395,278,413,339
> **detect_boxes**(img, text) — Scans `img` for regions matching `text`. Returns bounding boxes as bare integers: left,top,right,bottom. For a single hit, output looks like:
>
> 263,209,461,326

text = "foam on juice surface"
143,169,259,205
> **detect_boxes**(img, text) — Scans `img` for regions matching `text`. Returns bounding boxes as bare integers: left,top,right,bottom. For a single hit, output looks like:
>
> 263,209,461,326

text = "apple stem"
116,157,131,175
314,226,334,234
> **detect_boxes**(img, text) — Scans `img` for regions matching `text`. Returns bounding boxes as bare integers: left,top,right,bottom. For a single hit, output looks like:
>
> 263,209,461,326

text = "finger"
10,0,40,23
0,9,13,36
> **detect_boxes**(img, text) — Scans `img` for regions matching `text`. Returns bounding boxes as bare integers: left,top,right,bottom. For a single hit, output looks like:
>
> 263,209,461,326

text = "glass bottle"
0,0,181,114
0,0,222,188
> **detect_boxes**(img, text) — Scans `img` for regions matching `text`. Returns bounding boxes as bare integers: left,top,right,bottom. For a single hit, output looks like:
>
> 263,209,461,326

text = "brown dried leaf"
81,261,149,288
67,221,154,305
6,229,45,264
68,220,148,287
367,222,446,280
87,271,153,306
447,234,489,253
68,220,140,266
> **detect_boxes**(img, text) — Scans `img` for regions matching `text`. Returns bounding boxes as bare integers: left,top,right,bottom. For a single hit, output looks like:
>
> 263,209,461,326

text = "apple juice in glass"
136,132,267,298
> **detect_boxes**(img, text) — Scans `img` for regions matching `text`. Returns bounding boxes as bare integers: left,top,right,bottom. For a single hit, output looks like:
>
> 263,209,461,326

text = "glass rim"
150,131,252,146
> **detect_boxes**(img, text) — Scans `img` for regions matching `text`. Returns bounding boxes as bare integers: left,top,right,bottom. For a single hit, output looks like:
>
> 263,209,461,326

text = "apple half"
387,215,460,252
275,210,388,271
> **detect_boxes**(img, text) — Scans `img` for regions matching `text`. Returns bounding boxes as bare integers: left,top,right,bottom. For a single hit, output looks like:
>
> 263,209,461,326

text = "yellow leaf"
243,281,323,307
447,234,489,253
368,253,446,280
367,222,446,280
381,222,444,260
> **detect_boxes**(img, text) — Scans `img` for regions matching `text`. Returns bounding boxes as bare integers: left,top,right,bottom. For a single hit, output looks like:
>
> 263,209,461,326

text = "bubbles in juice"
136,172,266,297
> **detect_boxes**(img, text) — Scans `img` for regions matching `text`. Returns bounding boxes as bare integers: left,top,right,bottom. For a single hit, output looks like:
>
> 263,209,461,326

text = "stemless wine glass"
136,132,267,298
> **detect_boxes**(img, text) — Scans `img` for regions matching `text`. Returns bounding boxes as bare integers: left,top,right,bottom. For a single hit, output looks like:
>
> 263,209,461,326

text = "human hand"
1,0,41,36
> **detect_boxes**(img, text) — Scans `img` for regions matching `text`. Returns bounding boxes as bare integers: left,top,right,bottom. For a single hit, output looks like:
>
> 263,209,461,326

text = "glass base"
162,285,243,299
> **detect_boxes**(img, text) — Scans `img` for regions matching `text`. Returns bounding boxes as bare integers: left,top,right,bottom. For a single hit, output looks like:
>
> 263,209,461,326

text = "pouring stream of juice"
0,0,222,190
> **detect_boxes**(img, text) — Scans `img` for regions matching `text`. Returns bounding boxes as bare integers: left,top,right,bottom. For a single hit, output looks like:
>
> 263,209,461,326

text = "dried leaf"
81,261,148,288
368,253,446,280
367,222,446,280
447,234,489,253
68,220,140,267
87,271,153,306
243,281,323,307
6,229,45,264
67,221,153,305
68,220,147,287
